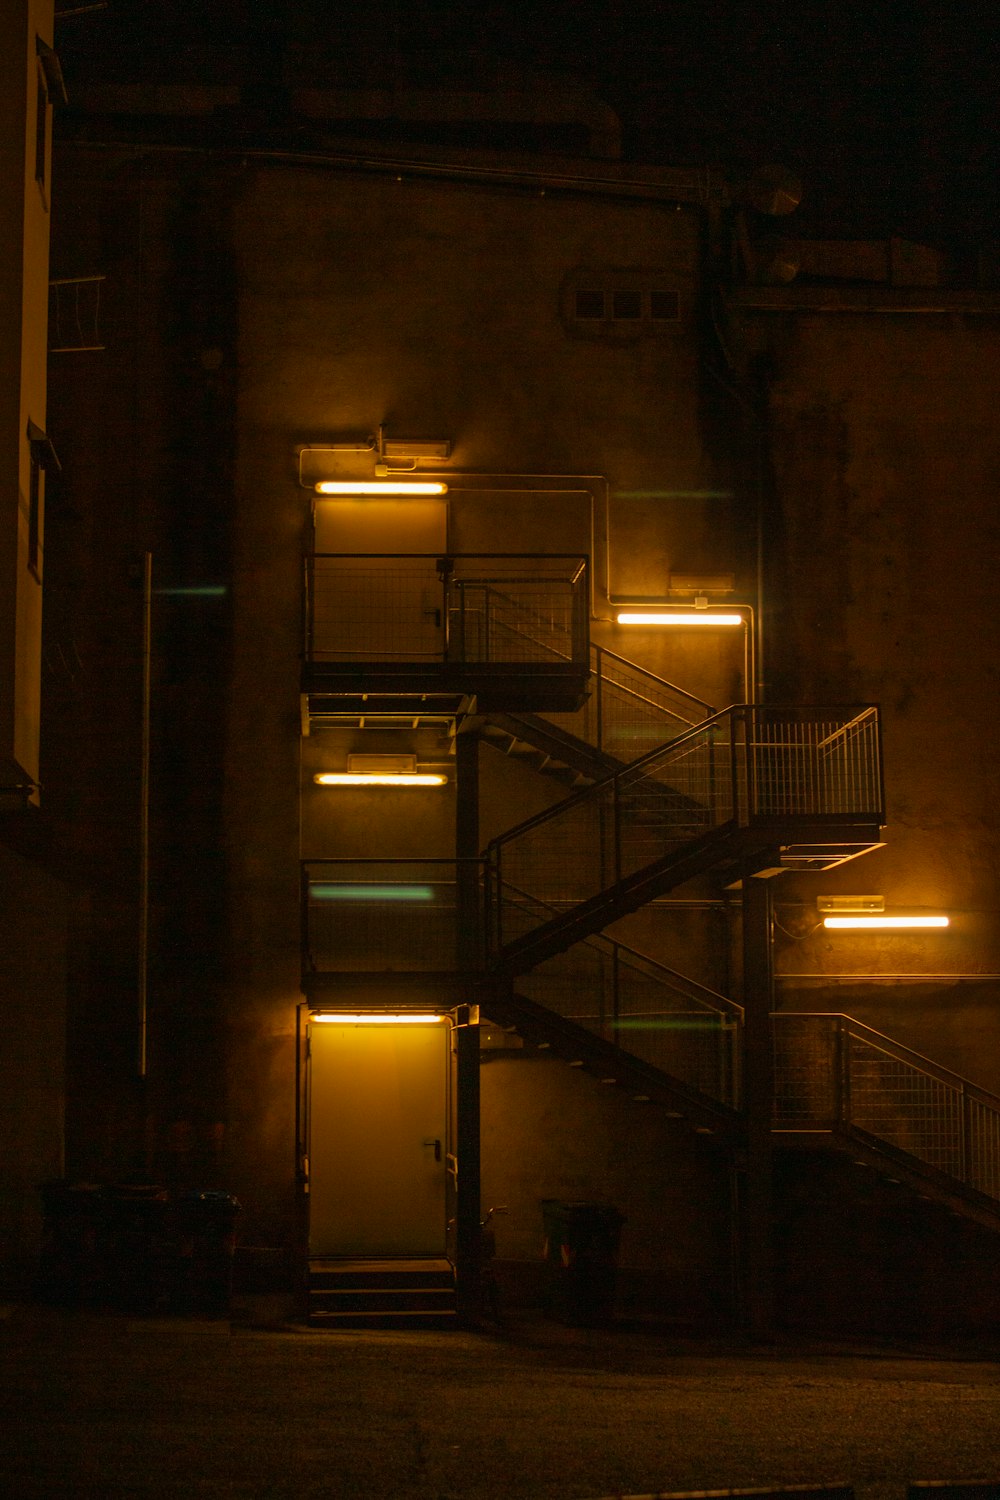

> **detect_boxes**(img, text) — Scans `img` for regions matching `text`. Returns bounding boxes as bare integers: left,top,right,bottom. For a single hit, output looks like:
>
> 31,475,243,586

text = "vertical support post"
455,728,481,972
454,727,482,1321
739,874,775,1336
454,1002,482,1323
960,1085,971,1188
295,1004,311,1314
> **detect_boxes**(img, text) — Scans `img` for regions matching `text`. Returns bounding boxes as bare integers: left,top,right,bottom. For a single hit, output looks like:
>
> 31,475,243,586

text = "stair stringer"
481,711,623,790
484,985,740,1143
493,816,883,978
775,1121,1000,1234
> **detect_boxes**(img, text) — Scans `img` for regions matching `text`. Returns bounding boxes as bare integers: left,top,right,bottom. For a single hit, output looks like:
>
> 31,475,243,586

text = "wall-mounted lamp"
314,480,448,496
314,772,447,786
823,915,950,930
616,610,744,626
311,1013,446,1024
314,754,447,787
816,897,949,930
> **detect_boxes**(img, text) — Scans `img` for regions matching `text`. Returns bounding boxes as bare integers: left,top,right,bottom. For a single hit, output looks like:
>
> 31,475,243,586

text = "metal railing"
305,553,588,667
302,859,484,974
773,1012,1000,1202
487,704,884,952
513,912,742,1106
545,644,714,763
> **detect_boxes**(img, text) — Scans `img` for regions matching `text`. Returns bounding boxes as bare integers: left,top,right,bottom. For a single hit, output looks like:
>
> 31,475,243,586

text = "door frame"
296,1002,481,1306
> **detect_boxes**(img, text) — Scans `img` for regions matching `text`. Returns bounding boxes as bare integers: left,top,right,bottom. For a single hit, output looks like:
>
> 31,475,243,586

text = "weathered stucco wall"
481,1051,733,1324
747,310,1000,1086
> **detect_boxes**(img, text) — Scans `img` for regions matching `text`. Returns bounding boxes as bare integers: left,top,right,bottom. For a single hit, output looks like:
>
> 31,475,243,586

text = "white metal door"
307,1020,449,1257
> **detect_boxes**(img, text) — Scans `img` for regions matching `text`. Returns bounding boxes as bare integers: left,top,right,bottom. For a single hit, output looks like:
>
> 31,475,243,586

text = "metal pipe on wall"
137,550,152,1078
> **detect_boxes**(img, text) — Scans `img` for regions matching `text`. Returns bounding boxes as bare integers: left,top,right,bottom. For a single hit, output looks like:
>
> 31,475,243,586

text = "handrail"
486,707,726,850
591,643,715,720
496,876,742,1020
778,1011,1000,1110
486,705,883,957
773,1010,1000,1204
306,552,589,668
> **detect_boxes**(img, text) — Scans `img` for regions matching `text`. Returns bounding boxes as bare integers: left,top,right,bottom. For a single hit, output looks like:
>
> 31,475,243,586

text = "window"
26,421,60,584
33,39,66,210
34,72,47,195
650,289,681,321
612,289,642,320
575,289,605,319
563,269,684,340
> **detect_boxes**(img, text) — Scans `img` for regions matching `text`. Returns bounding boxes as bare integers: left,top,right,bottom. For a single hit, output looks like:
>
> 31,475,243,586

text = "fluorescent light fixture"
311,1013,445,1024
313,772,446,786
310,884,435,902
823,915,950,930
382,439,451,460
314,480,448,495
616,611,744,626
817,895,885,914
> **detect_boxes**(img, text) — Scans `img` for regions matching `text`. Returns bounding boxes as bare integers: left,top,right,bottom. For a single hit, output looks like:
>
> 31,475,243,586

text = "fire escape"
300,550,1000,1321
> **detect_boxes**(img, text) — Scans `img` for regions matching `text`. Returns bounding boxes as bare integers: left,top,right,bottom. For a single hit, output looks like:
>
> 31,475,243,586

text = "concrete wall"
44,133,1000,1325
224,158,744,1251
740,310,1000,1090
481,1050,734,1326
0,842,66,1294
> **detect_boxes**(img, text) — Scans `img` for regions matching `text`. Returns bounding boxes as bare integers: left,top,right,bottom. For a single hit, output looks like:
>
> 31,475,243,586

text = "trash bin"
175,1191,241,1316
100,1184,170,1312
541,1199,625,1327
37,1181,104,1306
38,1181,172,1310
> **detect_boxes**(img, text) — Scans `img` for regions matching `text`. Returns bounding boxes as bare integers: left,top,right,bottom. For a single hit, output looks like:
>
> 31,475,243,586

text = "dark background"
54,0,1000,244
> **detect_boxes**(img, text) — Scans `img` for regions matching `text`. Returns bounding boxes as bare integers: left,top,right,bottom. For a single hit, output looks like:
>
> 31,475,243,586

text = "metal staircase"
481,645,716,791
486,704,885,976
773,1011,1000,1230
485,912,742,1137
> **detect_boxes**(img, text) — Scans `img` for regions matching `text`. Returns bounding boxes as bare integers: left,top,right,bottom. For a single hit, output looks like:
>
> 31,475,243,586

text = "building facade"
5,50,999,1331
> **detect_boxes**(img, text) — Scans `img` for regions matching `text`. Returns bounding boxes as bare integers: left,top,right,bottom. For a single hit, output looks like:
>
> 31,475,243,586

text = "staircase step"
309,1307,459,1328
310,1287,456,1314
307,1256,457,1327
308,1257,454,1290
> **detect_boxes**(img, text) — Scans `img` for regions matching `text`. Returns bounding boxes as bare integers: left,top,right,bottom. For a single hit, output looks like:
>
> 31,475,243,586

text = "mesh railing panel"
548,648,712,762
311,561,443,660
773,1013,839,1124
489,706,882,954
774,1013,1000,1205
968,1098,1000,1200
517,939,738,1104
848,1034,964,1176
452,583,580,663
308,554,587,667
491,718,736,946
752,708,882,818
304,862,472,972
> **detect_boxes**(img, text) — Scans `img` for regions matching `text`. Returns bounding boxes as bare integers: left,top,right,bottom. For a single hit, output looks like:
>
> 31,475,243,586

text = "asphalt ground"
3,1306,1000,1500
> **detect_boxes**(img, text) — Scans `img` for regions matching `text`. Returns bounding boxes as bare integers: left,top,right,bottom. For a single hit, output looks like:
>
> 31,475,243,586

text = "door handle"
423,1138,442,1161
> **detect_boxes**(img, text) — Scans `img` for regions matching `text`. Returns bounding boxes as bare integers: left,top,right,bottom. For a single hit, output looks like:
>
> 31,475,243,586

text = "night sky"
55,0,1000,242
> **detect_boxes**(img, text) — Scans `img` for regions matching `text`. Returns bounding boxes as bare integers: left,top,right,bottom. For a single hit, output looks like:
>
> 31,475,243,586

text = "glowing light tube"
314,773,446,786
311,1013,445,1024
616,611,744,626
314,481,448,495
823,915,950,930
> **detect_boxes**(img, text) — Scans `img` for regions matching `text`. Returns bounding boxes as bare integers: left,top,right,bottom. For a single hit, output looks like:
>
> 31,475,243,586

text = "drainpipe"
138,550,152,1078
